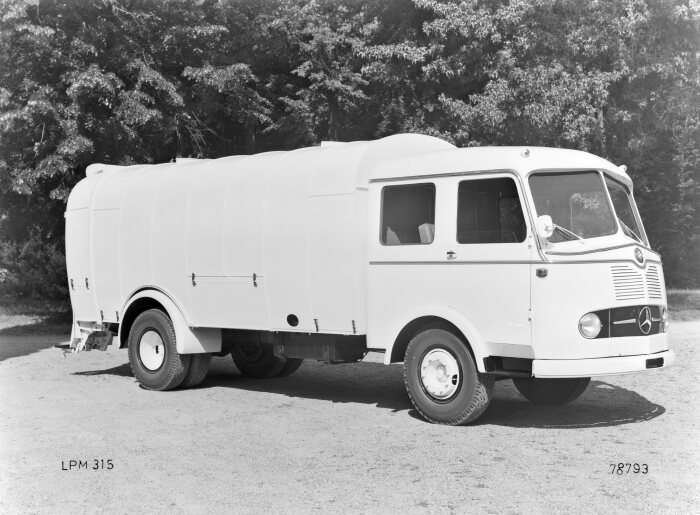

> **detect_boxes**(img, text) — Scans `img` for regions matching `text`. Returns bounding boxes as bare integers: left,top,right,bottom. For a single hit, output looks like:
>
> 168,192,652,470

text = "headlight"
661,307,668,333
579,313,602,338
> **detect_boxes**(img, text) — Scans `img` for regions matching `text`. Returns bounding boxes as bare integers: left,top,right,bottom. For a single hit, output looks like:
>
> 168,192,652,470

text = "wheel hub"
139,330,165,371
420,348,460,400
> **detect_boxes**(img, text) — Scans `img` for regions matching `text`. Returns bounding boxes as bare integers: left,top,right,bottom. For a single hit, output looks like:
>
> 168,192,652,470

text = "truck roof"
73,134,631,211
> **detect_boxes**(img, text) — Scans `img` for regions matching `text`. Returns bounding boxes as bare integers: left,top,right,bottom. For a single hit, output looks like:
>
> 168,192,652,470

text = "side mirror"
536,215,555,239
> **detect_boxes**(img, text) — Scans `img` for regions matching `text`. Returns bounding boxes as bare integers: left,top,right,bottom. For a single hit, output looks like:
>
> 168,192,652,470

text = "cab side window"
381,183,435,245
457,178,526,244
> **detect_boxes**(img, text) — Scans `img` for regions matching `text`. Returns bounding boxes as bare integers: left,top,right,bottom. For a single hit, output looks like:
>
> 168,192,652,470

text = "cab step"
56,331,113,357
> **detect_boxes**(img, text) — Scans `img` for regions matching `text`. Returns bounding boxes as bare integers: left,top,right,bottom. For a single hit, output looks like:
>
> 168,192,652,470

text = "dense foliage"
1,0,698,298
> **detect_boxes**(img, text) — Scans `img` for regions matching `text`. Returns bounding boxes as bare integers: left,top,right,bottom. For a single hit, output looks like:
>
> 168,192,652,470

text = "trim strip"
546,242,660,257
612,319,635,325
369,168,514,184
369,260,538,265
369,259,663,267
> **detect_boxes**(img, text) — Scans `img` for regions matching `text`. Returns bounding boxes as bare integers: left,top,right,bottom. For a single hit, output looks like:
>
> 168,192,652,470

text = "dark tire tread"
181,353,212,388
275,358,304,378
513,377,590,405
403,327,495,425
127,309,191,391
232,344,285,379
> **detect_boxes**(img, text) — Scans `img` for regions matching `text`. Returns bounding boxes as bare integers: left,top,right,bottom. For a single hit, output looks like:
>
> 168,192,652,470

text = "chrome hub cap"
139,330,165,371
420,349,460,400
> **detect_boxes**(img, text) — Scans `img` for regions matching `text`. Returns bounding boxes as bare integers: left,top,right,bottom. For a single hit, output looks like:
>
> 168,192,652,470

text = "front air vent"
646,265,664,299
611,265,645,301
611,264,665,301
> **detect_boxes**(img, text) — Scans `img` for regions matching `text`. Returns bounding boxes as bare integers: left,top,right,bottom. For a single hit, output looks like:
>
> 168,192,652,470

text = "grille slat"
611,263,665,301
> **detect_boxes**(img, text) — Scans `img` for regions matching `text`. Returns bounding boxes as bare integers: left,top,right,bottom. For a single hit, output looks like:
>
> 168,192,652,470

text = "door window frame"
452,172,532,249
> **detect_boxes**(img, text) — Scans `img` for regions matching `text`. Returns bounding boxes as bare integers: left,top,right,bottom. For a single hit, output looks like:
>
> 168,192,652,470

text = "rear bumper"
532,349,675,378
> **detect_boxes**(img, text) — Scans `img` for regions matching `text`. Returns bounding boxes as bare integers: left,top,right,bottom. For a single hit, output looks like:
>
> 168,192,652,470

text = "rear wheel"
404,327,494,425
276,358,304,377
232,342,286,379
181,353,212,388
513,377,590,405
127,309,191,391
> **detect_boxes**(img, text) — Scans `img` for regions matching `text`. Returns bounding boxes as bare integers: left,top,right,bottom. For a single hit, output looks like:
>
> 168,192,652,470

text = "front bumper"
532,349,675,378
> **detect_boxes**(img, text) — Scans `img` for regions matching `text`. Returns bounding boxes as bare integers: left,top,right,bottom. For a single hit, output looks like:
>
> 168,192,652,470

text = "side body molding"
120,289,221,354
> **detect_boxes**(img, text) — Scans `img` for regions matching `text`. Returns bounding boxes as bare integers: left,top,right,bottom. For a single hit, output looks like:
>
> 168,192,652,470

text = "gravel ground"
0,322,698,514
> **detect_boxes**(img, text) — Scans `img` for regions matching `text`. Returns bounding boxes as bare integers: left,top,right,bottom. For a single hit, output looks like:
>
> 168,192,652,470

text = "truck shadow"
466,380,665,429
73,362,133,377
72,359,665,428
204,359,412,412
203,360,665,429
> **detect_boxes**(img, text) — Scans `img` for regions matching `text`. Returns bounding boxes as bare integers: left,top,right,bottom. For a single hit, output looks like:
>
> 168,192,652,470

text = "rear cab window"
380,183,436,245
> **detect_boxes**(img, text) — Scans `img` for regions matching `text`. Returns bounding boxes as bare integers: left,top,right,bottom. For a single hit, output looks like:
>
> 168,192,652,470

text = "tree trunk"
327,94,339,141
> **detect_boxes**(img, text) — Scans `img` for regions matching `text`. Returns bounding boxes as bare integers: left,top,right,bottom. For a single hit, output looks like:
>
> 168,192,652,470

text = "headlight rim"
579,312,602,339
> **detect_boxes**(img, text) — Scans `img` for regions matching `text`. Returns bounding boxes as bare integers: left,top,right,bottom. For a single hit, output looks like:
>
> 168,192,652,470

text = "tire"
232,342,286,379
404,327,494,425
275,358,304,377
512,377,590,406
127,309,191,391
180,353,212,389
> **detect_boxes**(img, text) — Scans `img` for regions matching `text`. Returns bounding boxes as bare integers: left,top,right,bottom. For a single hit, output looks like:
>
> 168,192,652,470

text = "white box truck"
63,133,674,425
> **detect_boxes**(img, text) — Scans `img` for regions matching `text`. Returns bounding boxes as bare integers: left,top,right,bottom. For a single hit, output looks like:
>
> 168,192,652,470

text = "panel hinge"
191,273,196,286
253,273,257,287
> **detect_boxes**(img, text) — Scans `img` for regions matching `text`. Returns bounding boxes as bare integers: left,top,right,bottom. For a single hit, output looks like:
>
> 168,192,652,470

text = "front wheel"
512,377,590,405
404,327,494,425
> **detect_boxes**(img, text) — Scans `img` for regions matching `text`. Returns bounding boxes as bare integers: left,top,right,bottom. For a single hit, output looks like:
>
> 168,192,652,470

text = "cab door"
367,179,452,349
444,173,533,357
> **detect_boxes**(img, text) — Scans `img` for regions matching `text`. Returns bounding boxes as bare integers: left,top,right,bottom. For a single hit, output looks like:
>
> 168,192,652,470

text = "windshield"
529,171,616,242
604,175,647,245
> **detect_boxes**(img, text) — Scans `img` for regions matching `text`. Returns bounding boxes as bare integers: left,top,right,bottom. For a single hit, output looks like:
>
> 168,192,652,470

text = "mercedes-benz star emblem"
638,306,652,335
634,248,644,264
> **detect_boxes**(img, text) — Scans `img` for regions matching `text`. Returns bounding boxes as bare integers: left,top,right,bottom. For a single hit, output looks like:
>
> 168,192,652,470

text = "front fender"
381,306,489,372
120,289,221,354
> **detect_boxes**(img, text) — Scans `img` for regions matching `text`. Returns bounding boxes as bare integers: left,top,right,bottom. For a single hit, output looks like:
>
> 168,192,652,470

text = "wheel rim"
139,330,165,371
236,343,265,363
420,348,460,400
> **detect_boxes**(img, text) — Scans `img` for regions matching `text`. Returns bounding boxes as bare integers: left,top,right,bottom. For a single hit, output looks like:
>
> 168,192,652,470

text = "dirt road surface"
1,323,698,514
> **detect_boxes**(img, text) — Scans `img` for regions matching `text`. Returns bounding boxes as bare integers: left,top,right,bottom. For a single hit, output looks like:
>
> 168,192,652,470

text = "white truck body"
65,133,673,381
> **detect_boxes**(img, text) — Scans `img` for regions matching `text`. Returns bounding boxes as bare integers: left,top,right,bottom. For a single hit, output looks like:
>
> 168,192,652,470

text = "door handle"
446,251,457,260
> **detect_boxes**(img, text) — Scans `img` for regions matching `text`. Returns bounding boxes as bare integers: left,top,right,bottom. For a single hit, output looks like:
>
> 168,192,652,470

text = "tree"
0,0,698,297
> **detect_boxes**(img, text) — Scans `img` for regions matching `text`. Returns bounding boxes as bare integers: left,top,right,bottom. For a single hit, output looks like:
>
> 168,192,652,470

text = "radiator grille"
611,265,645,300
646,265,664,299
611,264,665,301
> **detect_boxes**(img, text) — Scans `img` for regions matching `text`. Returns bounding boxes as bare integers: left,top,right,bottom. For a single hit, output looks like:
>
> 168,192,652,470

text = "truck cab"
366,146,672,421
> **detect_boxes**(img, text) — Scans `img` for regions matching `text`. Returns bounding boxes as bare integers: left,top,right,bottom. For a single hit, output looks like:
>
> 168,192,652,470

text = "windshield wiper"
552,224,584,241
618,218,643,244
